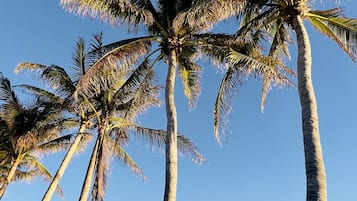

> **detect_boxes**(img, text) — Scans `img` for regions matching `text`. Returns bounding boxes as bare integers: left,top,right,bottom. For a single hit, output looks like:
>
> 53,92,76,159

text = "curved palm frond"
14,85,64,105
307,8,357,62
25,155,64,198
109,136,144,177
75,36,154,98
60,0,154,29
131,126,205,163
173,0,245,33
15,63,75,97
117,63,161,121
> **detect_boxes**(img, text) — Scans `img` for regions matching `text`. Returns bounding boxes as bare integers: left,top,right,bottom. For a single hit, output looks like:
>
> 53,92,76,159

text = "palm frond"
307,9,357,62
75,37,153,98
118,64,161,121
214,48,295,143
71,37,87,84
131,126,205,163
35,134,74,155
213,66,243,145
268,19,292,59
14,85,64,105
0,75,22,131
25,155,64,197
15,63,75,97
60,0,154,30
178,58,201,109
108,136,145,179
173,0,245,33
235,7,280,38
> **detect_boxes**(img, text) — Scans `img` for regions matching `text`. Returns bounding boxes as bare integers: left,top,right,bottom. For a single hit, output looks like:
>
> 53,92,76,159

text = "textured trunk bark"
0,154,22,199
42,123,87,201
292,15,327,201
79,134,101,201
163,49,178,201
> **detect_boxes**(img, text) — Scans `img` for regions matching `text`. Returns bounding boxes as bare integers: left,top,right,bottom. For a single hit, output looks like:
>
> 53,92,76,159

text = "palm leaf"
25,155,64,197
60,0,154,30
108,136,145,178
173,0,245,33
131,126,205,163
178,57,202,109
71,37,87,84
75,37,154,98
307,9,357,61
14,85,64,105
15,63,75,97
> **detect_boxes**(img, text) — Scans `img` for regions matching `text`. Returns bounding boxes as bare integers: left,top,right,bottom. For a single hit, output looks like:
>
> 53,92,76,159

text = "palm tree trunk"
292,15,327,201
79,133,101,201
0,154,22,199
42,123,87,201
163,49,178,201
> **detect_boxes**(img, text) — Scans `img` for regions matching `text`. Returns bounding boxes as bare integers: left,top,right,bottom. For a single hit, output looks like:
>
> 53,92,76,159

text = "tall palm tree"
75,36,204,201
15,36,94,201
59,1,246,200
0,73,72,199
17,32,204,201
219,1,357,200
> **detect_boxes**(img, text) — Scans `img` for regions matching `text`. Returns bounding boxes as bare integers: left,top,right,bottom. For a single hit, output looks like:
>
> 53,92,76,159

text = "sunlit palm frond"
178,58,201,109
60,0,154,29
111,59,152,105
173,0,245,33
307,9,357,61
75,37,153,98
235,7,280,38
119,66,161,121
14,62,47,74
214,66,244,145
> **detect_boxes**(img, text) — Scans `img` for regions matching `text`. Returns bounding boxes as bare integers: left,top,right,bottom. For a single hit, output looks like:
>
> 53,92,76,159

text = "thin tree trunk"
79,134,101,201
0,154,22,199
292,15,327,201
163,49,178,201
42,123,87,201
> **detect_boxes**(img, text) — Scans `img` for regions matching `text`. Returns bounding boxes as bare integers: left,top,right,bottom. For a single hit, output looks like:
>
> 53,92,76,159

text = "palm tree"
16,32,204,201
218,1,357,200
0,73,72,199
59,1,246,200
15,37,94,201
75,36,204,201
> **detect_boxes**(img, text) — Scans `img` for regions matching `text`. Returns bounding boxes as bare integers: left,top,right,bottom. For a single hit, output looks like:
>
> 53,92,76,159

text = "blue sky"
1,1,357,201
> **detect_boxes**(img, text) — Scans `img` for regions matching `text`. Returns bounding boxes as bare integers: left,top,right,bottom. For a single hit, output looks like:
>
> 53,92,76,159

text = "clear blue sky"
1,1,357,201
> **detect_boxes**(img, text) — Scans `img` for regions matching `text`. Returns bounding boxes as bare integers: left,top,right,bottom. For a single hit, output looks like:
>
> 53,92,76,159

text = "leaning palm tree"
15,36,96,201
0,73,72,199
219,1,357,200
58,1,247,200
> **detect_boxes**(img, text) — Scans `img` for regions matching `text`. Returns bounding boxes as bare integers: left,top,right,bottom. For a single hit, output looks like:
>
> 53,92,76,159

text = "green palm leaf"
307,9,357,61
